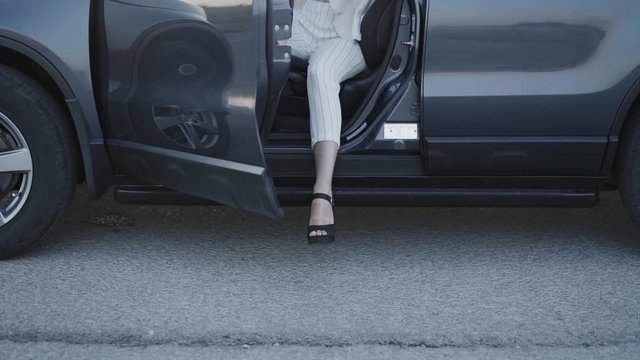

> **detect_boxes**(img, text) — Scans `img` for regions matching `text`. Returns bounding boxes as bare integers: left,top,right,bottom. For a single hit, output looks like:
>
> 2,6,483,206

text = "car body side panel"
0,0,112,198
423,0,640,176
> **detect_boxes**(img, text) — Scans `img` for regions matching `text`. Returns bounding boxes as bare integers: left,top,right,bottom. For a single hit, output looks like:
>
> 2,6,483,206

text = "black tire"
618,103,640,229
0,64,79,259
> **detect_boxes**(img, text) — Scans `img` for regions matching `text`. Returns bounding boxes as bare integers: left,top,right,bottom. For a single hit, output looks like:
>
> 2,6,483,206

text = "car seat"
274,0,402,133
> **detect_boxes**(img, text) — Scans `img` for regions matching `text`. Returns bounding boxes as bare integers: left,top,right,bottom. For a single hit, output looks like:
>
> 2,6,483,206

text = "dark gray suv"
1,0,640,258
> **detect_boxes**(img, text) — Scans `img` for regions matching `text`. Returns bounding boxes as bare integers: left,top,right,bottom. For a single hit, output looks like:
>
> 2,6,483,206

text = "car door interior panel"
96,0,289,218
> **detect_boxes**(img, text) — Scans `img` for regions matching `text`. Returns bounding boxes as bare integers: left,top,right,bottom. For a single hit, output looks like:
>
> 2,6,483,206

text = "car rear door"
95,0,291,218
421,0,622,176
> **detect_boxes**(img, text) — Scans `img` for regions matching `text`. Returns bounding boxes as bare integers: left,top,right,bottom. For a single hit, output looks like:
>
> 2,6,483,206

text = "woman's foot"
308,195,334,237
308,141,339,243
308,192,335,244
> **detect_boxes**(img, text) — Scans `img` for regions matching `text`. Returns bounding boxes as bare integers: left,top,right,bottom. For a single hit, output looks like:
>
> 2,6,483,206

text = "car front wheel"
0,64,79,258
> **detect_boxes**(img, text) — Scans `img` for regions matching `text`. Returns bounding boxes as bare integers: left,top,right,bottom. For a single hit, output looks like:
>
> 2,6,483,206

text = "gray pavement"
0,189,639,359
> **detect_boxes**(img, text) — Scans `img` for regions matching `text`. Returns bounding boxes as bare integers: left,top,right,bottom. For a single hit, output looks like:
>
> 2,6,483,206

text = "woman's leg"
306,39,367,237
307,39,366,146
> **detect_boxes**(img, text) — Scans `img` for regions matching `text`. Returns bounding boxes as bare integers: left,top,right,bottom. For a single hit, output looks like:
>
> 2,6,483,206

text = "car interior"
264,0,405,146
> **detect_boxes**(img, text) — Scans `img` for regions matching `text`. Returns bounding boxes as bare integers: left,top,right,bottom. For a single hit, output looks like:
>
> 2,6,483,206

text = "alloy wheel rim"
0,111,33,227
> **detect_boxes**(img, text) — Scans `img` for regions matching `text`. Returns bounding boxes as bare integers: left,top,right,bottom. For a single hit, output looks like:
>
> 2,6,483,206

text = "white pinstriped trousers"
287,1,367,148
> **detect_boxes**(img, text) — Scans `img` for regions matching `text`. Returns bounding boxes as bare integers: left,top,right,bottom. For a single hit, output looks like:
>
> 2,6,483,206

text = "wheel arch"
0,37,113,199
602,67,640,179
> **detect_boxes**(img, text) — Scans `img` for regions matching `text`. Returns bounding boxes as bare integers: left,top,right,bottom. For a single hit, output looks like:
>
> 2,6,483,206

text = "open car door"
96,0,292,219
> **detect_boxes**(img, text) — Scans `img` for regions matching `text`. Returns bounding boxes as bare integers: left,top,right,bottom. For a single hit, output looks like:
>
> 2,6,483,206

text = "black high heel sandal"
307,193,336,245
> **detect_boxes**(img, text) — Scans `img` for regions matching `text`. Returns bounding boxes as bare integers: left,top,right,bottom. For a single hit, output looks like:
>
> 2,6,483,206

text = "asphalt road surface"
1,189,639,359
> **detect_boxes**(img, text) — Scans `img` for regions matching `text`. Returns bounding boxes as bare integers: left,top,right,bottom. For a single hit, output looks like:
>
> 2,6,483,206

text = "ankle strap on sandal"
312,193,333,204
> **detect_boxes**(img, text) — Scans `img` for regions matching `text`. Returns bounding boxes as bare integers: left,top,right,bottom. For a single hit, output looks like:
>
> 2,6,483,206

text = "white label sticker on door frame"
383,124,418,140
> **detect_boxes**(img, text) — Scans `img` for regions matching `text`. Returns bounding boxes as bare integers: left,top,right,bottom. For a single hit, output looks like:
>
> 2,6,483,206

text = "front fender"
0,0,112,198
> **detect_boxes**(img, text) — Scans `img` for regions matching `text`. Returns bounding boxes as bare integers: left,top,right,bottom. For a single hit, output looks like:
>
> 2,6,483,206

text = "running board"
114,185,598,208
